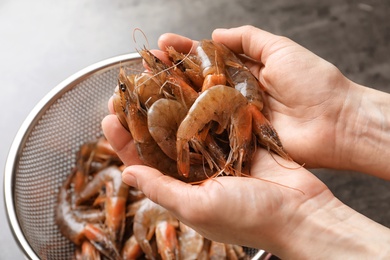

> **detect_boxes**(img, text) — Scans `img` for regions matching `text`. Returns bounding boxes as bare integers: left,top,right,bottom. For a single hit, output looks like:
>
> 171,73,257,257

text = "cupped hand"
101,27,390,258
158,25,354,169
102,112,335,256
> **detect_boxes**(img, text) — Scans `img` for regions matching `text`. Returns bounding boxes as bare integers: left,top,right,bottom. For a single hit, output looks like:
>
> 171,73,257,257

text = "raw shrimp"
220,41,290,160
176,39,290,177
178,222,204,259
57,134,253,258
56,170,121,259
176,85,253,177
209,241,227,259
115,67,217,183
75,166,129,251
133,198,179,260
147,99,187,160
73,136,121,193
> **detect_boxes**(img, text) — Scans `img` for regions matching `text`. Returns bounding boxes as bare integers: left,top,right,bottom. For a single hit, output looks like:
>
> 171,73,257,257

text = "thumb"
122,165,193,212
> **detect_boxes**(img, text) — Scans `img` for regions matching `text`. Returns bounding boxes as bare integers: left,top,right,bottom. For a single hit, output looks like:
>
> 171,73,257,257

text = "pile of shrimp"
56,137,251,259
114,40,290,183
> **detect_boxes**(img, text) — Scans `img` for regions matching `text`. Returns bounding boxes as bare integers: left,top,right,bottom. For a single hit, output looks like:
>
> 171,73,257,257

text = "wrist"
337,81,390,178
278,191,390,259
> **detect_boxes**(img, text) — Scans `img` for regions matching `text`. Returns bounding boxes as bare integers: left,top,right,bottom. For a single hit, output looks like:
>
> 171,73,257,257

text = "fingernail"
122,170,137,188
214,28,227,33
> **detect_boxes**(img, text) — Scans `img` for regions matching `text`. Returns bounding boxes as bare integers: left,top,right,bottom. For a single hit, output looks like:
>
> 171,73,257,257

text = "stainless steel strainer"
4,53,268,260
4,53,142,259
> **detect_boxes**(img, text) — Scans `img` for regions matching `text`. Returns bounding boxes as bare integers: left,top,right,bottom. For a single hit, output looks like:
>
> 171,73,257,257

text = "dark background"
1,0,389,258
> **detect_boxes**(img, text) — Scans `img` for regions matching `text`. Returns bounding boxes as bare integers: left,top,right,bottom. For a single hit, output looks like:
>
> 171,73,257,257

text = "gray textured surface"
1,0,389,259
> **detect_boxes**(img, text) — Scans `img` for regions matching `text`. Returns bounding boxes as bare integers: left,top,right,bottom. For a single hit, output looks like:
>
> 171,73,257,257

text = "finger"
158,33,198,54
149,49,172,66
102,114,143,166
122,165,197,217
108,95,115,114
212,25,289,64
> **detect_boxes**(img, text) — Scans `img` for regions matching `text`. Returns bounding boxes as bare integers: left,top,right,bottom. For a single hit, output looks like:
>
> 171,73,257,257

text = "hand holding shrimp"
103,25,390,259
102,118,389,259
160,27,390,179
112,36,292,182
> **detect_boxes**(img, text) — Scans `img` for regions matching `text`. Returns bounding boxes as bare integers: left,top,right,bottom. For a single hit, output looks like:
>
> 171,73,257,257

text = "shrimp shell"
147,99,187,160
176,85,248,177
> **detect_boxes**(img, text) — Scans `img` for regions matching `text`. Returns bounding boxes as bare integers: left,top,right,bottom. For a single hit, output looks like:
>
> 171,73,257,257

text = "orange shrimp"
75,166,128,252
56,171,121,259
116,67,217,183
73,137,121,193
121,235,143,260
176,40,290,178
147,98,187,161
176,85,253,177
220,41,291,161
133,198,179,260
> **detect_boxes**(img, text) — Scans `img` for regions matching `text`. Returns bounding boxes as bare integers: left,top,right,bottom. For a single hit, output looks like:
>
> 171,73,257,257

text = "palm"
242,37,349,168
106,142,333,251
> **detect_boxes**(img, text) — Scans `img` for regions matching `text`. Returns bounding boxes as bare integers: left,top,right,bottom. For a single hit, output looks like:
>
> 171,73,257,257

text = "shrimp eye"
119,83,126,92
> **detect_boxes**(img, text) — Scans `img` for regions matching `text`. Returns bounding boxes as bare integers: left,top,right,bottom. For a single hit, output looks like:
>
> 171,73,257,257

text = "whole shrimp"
143,49,230,175
147,98,220,171
75,166,129,252
220,41,290,161
176,40,290,177
176,85,254,177
147,98,187,160
133,198,179,260
56,170,121,260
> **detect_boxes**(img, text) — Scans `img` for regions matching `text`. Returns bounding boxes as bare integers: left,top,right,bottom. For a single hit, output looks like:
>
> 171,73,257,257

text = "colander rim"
3,52,141,259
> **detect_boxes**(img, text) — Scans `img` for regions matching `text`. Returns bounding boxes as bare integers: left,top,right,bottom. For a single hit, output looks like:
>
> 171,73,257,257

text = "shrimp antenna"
255,176,305,194
268,150,305,170
132,28,150,50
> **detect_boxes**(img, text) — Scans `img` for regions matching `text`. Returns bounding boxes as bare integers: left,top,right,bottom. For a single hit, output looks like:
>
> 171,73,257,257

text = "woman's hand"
159,25,390,178
158,26,354,170
102,114,389,258
101,26,390,258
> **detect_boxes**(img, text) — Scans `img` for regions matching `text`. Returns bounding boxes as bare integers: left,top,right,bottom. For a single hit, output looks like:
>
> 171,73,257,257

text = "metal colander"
4,53,142,259
4,53,267,260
